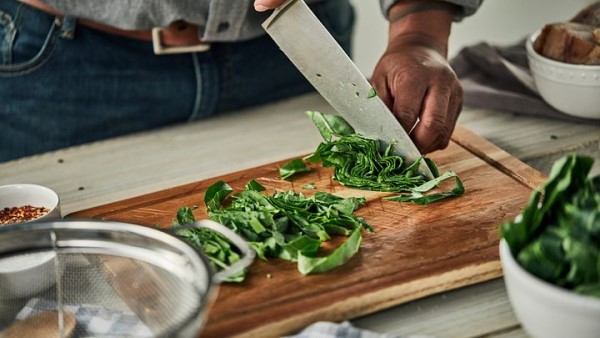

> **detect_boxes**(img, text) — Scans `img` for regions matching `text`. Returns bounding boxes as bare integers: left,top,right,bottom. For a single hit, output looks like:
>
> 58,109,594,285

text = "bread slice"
534,22,600,65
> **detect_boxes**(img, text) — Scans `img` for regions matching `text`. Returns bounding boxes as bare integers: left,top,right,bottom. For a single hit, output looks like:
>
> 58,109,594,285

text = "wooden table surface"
1,92,599,338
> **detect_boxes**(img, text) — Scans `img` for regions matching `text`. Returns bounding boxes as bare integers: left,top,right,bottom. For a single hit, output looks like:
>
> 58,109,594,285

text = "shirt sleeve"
379,0,484,22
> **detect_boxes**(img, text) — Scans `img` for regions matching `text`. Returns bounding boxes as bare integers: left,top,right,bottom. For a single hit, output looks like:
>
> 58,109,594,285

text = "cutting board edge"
229,260,502,338
451,125,547,189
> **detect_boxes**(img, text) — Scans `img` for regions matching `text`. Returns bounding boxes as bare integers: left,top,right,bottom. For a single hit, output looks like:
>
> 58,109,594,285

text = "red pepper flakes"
0,205,50,225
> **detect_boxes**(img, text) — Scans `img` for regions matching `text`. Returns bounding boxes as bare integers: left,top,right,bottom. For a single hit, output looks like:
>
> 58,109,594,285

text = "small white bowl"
0,184,61,224
0,250,57,299
526,30,600,119
500,240,600,338
0,185,61,298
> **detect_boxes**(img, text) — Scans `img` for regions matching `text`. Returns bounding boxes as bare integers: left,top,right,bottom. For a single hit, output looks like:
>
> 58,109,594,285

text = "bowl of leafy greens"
500,154,600,338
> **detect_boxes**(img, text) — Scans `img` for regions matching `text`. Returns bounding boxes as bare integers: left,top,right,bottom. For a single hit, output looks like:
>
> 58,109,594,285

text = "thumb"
255,0,287,11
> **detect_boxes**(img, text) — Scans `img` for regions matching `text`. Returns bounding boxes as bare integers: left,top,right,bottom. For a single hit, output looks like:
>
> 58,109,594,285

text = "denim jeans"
0,0,354,162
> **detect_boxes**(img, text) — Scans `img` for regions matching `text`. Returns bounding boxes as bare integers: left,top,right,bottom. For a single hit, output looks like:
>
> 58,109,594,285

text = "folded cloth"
286,321,436,338
450,40,600,125
15,298,153,338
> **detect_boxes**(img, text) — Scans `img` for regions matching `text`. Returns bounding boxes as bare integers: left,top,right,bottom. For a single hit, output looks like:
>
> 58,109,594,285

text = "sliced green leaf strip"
306,111,355,142
298,228,362,275
283,111,464,204
280,158,311,180
172,179,372,282
204,180,233,212
172,207,245,282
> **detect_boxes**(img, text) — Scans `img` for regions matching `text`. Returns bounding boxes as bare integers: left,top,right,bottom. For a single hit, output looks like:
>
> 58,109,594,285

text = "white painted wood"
353,278,521,338
459,107,600,176
0,94,329,215
488,328,531,338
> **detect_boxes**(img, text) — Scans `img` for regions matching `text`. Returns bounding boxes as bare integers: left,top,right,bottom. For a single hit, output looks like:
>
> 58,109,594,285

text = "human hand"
254,0,286,12
371,36,462,154
372,0,462,154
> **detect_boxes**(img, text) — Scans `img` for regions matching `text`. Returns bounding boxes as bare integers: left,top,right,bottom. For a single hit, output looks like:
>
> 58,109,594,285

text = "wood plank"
71,126,543,338
487,328,531,338
458,107,600,176
353,278,521,338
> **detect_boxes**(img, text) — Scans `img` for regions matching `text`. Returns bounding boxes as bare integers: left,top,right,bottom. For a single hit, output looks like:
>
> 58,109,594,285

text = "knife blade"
262,0,433,179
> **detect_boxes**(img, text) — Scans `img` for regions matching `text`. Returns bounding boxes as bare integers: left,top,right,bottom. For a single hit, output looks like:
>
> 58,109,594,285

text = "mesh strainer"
0,219,254,338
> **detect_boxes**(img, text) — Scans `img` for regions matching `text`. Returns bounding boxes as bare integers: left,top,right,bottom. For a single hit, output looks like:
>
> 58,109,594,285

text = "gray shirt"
39,0,482,42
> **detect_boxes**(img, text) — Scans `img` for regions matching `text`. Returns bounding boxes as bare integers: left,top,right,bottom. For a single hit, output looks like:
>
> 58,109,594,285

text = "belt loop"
58,15,76,40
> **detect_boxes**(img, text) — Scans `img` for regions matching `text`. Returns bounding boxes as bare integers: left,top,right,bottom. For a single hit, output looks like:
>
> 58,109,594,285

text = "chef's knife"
262,0,434,179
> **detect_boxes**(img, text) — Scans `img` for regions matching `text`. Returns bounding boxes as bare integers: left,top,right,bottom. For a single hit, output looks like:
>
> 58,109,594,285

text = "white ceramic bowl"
526,30,600,119
0,251,57,299
0,184,61,298
0,184,61,224
500,240,600,338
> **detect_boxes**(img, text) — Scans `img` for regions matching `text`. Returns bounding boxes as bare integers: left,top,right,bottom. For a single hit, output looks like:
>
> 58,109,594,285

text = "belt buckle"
152,27,211,55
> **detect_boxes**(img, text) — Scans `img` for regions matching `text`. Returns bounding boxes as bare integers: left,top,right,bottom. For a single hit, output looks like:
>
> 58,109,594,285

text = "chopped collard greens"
172,179,372,281
171,111,466,282
501,154,600,298
171,206,245,283
281,111,464,205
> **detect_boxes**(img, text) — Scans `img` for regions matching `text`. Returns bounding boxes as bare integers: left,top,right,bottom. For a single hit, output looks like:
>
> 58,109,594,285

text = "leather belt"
18,0,211,54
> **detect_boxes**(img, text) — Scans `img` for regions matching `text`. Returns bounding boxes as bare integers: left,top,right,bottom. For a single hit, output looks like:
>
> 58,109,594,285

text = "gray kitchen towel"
14,298,153,338
287,321,436,338
450,40,600,125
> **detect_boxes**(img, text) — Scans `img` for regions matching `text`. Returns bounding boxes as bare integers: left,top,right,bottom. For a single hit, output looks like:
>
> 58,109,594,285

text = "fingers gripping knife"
262,0,434,179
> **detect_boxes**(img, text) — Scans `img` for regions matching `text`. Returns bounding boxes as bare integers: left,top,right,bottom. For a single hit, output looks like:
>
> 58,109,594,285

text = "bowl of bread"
526,2,600,119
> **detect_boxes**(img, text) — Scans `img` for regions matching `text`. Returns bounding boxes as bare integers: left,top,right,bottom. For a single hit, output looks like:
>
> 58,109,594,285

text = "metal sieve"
0,219,254,338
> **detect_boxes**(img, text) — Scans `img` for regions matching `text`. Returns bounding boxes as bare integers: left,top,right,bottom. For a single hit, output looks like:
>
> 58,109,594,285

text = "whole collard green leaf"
281,111,464,204
500,190,543,253
501,154,600,298
517,228,566,282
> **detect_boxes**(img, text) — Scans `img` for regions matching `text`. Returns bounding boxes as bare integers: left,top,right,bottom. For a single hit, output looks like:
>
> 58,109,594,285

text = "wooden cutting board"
72,125,546,338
